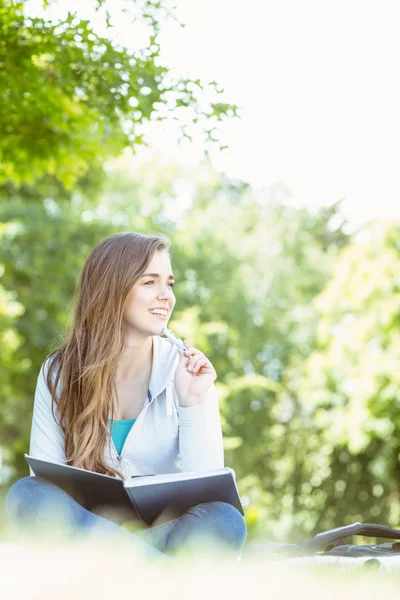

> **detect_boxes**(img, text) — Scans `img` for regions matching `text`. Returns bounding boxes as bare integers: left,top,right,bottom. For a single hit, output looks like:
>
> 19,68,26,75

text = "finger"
183,340,193,356
187,357,209,373
178,349,188,365
187,352,205,369
193,359,210,374
183,342,206,357
178,341,192,366
190,360,217,380
179,346,192,369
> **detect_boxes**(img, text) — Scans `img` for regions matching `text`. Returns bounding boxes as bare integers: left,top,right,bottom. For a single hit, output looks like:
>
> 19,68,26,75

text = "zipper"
111,390,153,465
109,436,123,468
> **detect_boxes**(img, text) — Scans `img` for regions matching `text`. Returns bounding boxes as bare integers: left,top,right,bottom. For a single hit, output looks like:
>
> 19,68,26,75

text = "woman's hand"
174,340,217,407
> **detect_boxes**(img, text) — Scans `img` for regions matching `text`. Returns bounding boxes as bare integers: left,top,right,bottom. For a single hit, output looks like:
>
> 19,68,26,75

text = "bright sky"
27,0,400,225
157,0,400,226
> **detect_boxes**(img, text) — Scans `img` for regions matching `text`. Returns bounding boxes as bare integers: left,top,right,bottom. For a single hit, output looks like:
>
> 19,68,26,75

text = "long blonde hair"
46,232,170,477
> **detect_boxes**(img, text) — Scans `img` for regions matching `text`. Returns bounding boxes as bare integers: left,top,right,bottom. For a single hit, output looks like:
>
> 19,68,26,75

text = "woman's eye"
144,280,174,288
144,279,175,289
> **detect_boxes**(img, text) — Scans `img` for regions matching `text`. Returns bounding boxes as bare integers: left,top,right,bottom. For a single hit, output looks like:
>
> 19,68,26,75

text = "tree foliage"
0,0,237,187
293,222,400,532
3,0,397,544
0,155,353,542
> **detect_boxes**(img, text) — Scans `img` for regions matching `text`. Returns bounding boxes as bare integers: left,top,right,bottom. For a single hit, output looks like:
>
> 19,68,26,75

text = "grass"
2,483,399,599
1,528,400,600
1,543,399,599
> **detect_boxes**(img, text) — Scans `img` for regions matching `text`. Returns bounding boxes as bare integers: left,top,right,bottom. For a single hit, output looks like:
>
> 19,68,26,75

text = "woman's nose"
157,285,173,300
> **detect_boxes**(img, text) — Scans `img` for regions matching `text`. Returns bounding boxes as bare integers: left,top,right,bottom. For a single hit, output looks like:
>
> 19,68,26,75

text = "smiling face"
123,249,176,339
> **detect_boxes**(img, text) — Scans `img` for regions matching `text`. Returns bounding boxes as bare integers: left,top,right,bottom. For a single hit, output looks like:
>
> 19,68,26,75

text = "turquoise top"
110,390,152,455
110,419,136,454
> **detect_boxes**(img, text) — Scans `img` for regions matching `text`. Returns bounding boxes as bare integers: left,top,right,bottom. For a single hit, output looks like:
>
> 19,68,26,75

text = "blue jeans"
6,477,247,560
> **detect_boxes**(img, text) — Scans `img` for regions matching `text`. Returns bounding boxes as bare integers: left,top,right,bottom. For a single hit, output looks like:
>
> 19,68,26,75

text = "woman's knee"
6,476,41,516
7,476,55,509
190,501,247,551
6,475,75,525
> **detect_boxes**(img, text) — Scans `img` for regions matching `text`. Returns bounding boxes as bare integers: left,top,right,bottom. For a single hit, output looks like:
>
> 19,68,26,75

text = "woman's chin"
151,322,168,335
145,315,170,335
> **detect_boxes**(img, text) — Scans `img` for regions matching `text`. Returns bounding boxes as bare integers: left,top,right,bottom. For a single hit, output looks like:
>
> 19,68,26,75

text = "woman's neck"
116,336,153,382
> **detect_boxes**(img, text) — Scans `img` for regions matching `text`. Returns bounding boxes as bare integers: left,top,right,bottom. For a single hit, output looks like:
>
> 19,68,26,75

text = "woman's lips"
149,312,168,320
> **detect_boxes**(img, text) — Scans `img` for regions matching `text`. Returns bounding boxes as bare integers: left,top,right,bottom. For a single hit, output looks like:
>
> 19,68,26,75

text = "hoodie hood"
148,334,181,414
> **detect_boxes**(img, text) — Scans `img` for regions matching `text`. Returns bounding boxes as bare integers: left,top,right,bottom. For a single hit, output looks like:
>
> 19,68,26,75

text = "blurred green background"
2,0,400,543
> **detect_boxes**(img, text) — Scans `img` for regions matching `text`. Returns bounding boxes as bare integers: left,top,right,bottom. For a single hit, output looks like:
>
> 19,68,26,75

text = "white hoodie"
29,335,224,479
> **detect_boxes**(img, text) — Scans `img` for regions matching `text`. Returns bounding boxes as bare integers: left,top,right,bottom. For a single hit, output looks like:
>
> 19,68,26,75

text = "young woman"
6,232,246,559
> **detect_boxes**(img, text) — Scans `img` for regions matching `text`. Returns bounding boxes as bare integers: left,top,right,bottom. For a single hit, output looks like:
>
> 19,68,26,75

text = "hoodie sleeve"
177,383,224,472
29,360,66,472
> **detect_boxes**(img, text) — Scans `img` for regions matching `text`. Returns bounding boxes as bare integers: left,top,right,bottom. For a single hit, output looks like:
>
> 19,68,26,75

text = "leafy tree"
0,192,111,474
0,0,237,187
294,221,400,533
2,3,391,542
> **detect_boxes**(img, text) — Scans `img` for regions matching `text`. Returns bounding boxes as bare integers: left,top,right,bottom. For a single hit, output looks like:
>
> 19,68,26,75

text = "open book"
25,454,244,525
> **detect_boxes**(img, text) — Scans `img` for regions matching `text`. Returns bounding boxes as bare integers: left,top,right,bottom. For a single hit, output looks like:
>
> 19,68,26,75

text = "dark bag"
246,522,400,559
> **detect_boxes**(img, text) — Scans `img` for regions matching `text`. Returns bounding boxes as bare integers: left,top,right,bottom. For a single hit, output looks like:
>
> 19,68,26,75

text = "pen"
161,327,187,353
